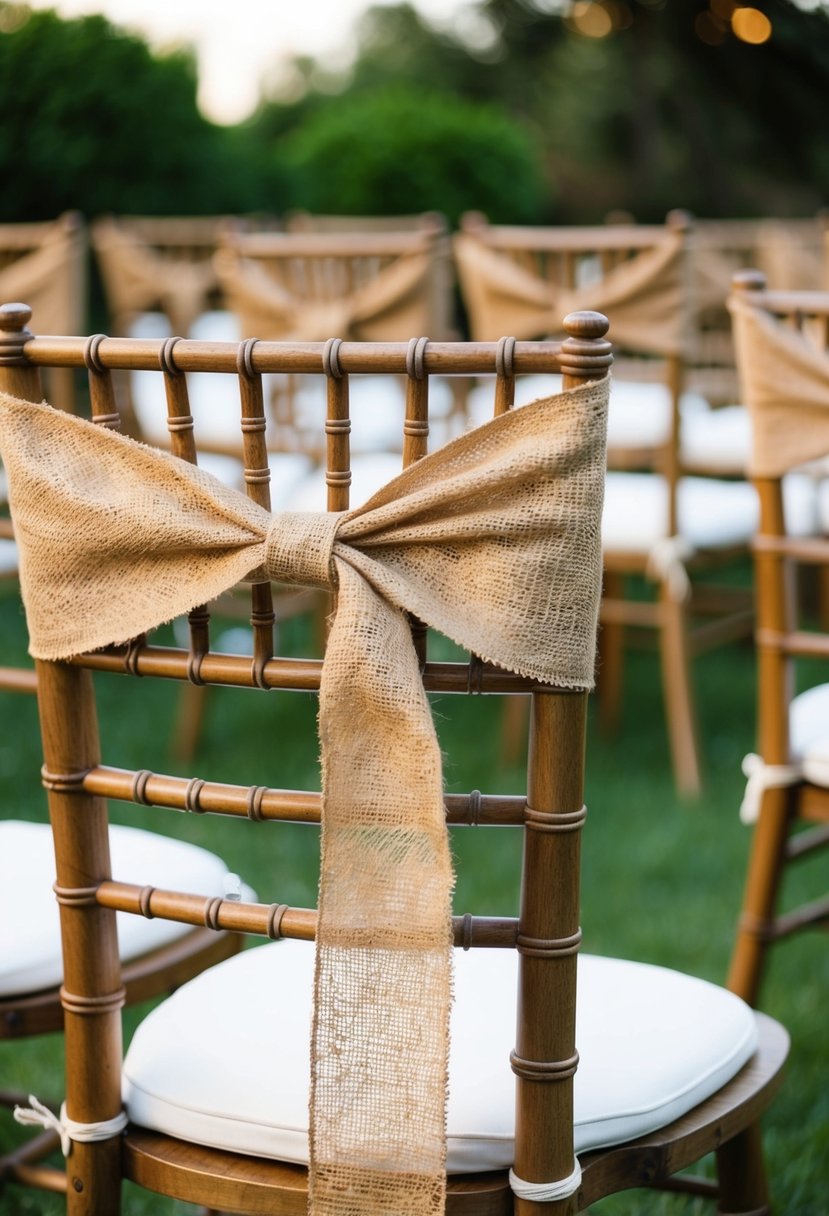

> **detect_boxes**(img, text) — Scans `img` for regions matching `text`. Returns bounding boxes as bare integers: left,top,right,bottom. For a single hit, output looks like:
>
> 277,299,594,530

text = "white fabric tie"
509,1159,582,1202
645,536,693,601
14,1094,128,1157
739,752,802,825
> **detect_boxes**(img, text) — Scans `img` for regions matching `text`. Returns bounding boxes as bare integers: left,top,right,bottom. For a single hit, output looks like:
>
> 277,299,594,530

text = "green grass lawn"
0,584,826,1214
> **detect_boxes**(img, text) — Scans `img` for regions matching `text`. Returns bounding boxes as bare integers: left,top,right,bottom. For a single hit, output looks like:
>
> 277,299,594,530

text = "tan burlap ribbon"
0,217,85,335
729,292,829,477
454,231,686,356
215,245,434,341
92,217,217,335
0,377,608,1215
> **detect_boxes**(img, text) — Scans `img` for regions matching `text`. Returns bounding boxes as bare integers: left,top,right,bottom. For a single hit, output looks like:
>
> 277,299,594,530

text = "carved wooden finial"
0,302,34,365
731,268,767,294
560,310,613,384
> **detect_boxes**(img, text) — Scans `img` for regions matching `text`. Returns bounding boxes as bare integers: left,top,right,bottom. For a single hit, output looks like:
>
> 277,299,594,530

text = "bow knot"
264,510,343,588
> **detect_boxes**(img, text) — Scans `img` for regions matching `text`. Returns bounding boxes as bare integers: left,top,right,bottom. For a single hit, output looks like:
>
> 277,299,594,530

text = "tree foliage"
274,83,544,224
1,0,828,225
0,4,267,221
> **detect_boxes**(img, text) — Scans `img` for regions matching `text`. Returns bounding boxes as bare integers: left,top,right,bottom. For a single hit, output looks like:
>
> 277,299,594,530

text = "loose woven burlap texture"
0,375,608,1216
729,292,829,478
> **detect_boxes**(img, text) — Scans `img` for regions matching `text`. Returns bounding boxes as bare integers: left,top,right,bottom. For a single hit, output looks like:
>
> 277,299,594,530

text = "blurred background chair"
90,213,255,339
0,300,787,1215
680,212,827,410
726,270,829,1007
0,213,86,415
455,212,757,794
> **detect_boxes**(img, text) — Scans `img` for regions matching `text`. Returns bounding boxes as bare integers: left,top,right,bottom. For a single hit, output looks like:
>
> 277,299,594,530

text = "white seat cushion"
0,821,242,997
790,683,829,787
680,403,750,475
123,939,758,1173
602,472,758,553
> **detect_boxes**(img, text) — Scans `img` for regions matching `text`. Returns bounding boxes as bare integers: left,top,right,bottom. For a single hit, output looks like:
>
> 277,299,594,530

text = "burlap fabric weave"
454,230,686,356
729,292,829,478
0,376,608,1215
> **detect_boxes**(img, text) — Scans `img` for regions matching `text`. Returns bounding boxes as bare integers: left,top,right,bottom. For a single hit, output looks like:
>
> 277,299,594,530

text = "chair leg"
596,570,625,736
658,584,702,797
715,1122,770,1215
727,787,792,1006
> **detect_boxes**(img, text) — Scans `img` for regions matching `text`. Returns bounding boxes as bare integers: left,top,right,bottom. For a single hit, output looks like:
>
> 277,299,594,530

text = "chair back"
0,300,611,1212
455,212,690,522
729,271,829,771
91,213,259,336
215,216,454,344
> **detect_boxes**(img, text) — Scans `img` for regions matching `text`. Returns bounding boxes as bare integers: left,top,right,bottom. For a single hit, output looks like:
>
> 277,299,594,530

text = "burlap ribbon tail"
0,377,608,1216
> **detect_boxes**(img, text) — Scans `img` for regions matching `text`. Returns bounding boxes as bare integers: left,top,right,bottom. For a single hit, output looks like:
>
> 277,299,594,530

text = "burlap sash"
92,217,217,335
0,220,85,335
729,292,829,477
0,377,608,1215
214,246,433,341
454,231,685,356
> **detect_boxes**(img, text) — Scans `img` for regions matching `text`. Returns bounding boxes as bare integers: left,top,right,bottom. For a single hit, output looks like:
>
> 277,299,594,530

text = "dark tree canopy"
1,0,827,224
0,4,267,221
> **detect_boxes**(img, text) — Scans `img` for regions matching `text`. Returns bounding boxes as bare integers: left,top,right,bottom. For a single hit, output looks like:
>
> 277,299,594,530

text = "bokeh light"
732,6,773,43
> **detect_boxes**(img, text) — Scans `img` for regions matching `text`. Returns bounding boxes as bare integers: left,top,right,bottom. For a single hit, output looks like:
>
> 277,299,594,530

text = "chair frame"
727,270,829,1006
0,300,785,1214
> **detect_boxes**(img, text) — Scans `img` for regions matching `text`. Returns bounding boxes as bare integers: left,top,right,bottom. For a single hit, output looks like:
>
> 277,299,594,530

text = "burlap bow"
214,245,434,342
0,376,608,1216
92,217,217,336
729,291,829,477
454,231,686,357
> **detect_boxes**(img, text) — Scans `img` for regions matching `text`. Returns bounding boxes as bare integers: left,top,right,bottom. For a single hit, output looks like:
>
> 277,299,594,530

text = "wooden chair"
0,300,786,1215
726,269,829,1006
0,213,86,413
90,213,263,338
455,213,756,795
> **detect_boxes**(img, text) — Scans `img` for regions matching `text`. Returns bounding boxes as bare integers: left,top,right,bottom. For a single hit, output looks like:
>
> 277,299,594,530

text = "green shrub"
277,84,545,225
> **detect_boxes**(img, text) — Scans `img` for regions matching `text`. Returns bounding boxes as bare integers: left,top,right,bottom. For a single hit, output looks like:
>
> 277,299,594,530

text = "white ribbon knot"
14,1094,128,1157
739,752,802,824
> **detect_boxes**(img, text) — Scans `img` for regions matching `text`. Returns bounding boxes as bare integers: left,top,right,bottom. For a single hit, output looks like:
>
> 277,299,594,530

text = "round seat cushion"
790,682,829,787
123,938,758,1173
0,820,242,997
